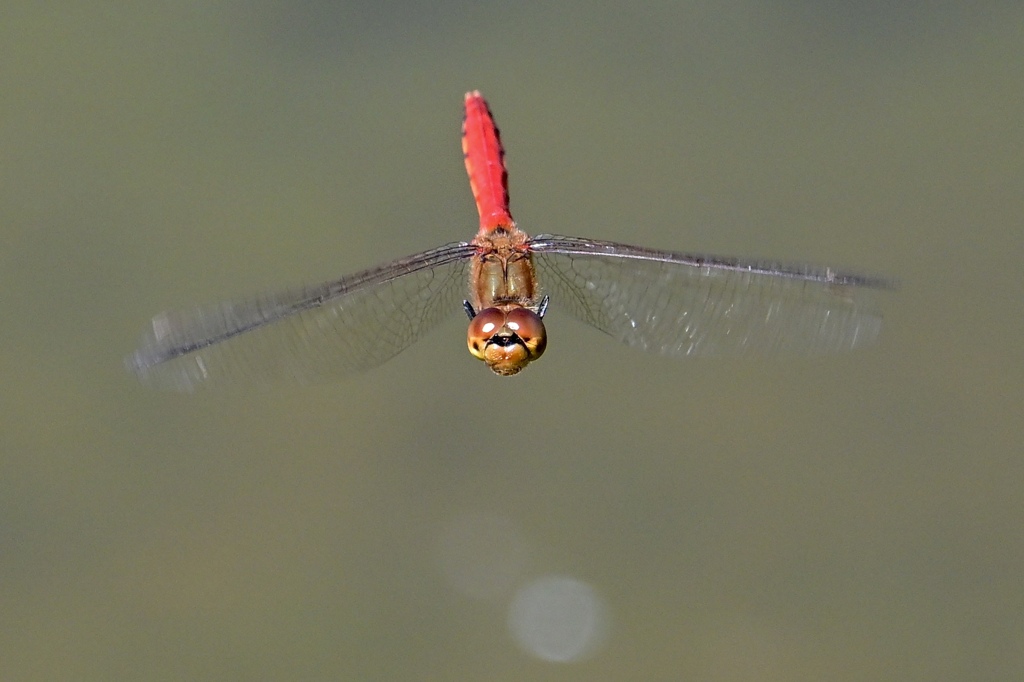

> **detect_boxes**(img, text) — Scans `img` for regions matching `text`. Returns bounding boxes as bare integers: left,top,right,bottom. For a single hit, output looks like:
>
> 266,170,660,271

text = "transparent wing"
530,235,894,358
127,242,475,390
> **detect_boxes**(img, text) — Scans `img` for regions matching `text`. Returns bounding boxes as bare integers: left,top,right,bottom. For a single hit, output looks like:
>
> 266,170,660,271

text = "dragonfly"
127,91,893,390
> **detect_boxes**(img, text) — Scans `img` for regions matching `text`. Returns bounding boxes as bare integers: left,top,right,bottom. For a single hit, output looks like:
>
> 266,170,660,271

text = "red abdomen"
462,91,514,233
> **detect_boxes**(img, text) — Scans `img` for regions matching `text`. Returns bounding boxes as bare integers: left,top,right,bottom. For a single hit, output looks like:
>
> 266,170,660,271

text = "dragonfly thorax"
468,228,535,300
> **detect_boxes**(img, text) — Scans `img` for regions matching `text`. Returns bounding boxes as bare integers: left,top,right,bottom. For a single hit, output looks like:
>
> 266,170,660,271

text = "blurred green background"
3,2,1023,680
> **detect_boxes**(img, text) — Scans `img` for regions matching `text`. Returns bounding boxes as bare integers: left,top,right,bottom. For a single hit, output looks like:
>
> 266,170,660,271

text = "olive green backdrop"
3,2,1022,679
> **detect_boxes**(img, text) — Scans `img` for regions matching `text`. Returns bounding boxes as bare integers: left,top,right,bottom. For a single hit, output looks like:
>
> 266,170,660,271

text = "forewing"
530,235,893,358
127,242,475,390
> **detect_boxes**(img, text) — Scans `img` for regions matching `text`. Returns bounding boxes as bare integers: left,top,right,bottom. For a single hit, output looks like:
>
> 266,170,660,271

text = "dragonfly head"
466,306,547,376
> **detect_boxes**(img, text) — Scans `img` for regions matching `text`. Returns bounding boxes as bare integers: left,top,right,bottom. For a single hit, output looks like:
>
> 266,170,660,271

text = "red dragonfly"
128,91,892,390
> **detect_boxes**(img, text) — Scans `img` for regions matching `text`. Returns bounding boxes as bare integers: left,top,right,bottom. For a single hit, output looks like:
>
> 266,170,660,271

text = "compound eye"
504,307,547,360
467,308,507,360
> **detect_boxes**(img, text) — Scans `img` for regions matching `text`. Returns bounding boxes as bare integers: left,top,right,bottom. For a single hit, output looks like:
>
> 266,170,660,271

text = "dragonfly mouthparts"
488,333,523,347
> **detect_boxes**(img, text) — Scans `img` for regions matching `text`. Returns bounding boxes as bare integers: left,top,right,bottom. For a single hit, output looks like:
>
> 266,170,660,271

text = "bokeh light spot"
507,575,609,662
